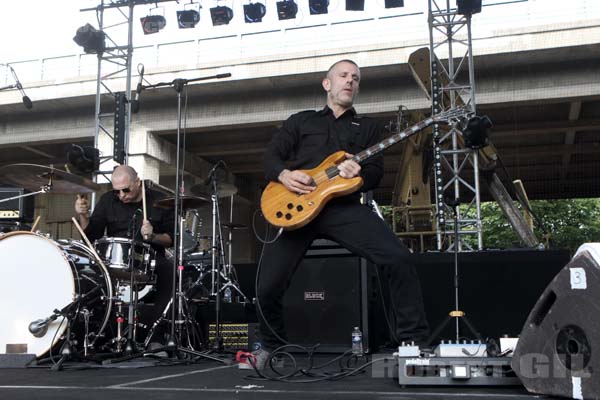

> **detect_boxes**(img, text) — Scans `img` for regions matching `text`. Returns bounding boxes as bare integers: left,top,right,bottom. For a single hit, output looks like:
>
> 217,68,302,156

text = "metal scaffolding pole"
428,0,483,251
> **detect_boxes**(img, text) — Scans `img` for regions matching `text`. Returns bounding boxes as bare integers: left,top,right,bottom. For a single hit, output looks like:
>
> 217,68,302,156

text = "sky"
1,0,85,62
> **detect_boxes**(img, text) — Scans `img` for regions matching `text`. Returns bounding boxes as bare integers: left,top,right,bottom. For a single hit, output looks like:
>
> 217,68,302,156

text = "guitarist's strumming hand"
278,169,316,194
337,153,361,179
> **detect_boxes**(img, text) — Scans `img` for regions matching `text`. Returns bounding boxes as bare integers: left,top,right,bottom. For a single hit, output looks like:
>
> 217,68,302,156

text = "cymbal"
222,222,247,230
0,163,100,194
154,195,211,210
191,182,238,197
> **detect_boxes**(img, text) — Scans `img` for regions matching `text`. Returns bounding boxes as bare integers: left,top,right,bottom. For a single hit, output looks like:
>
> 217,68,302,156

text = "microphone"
131,64,144,114
28,315,58,338
136,64,145,95
127,208,143,238
204,160,226,185
7,65,33,110
15,82,33,110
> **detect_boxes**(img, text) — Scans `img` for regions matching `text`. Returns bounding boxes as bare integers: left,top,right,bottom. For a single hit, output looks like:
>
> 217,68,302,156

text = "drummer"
74,165,174,342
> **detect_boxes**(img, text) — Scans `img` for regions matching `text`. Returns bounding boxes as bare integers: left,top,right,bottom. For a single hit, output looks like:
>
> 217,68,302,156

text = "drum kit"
0,163,248,366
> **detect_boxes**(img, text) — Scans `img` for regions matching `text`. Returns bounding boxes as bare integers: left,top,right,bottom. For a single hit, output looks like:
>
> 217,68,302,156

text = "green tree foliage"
382,199,600,254
479,198,600,253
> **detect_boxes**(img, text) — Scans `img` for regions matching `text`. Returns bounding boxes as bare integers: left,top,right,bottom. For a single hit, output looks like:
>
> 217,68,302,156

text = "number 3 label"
570,268,587,290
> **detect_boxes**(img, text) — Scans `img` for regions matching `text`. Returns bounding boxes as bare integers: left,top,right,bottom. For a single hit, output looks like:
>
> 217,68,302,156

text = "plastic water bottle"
351,326,363,355
223,287,232,303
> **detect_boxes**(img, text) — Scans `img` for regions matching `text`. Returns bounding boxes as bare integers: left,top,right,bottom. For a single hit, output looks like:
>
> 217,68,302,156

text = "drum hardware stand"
144,214,206,351
206,170,246,349
107,209,144,354
205,174,224,352
50,322,75,371
135,73,231,364
222,195,249,303
202,173,250,352
31,287,101,370
425,198,482,346
122,211,142,354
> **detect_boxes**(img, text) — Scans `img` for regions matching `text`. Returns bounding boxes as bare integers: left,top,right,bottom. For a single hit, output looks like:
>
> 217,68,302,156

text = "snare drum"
0,231,113,357
94,237,155,283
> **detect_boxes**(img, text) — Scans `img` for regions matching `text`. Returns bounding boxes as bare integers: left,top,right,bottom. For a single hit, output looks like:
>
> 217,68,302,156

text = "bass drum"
0,231,113,357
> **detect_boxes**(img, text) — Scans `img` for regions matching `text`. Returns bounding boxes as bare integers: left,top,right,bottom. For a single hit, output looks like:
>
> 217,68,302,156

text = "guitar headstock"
433,106,471,124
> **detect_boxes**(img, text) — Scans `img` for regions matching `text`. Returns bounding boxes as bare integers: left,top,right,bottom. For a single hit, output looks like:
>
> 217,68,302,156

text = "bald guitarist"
251,60,430,368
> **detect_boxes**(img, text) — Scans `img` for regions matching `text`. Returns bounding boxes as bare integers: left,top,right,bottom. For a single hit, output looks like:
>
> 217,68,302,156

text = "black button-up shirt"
84,189,174,255
264,106,384,194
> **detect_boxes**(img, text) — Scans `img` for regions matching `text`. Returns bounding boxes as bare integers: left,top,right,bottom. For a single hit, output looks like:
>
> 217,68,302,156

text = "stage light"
384,0,404,8
457,0,482,15
140,15,166,34
210,5,234,25
244,2,266,23
73,24,106,54
177,3,201,29
308,0,328,15
346,0,364,11
276,0,298,20
462,115,492,149
67,145,100,174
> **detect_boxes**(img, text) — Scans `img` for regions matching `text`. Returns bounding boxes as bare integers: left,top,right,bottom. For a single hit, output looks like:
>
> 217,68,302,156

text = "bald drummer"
74,165,175,343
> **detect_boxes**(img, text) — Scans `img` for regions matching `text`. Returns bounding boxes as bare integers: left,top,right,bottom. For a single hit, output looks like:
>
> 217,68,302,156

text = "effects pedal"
435,340,487,357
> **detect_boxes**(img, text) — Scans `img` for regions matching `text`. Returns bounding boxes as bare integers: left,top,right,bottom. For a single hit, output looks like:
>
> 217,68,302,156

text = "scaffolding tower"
80,0,177,177
428,0,483,251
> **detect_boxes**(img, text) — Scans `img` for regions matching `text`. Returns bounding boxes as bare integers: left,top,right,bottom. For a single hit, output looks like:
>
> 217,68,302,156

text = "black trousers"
257,199,429,349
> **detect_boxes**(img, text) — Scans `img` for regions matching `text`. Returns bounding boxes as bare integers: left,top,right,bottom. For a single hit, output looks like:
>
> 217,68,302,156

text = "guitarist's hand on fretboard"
278,169,316,194
337,153,361,179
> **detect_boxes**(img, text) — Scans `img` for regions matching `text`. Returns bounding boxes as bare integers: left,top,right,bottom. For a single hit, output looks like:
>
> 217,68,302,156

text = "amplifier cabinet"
282,245,371,353
0,187,34,222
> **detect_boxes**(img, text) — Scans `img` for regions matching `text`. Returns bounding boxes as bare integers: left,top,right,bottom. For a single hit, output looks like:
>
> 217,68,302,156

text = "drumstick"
142,180,148,221
30,215,41,232
141,180,148,240
71,216,114,329
71,216,109,272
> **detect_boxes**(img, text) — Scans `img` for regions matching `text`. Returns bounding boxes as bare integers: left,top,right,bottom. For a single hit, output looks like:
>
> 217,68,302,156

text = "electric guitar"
260,107,466,230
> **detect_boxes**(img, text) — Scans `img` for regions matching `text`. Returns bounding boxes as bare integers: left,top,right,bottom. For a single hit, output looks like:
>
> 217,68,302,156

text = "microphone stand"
124,211,141,354
208,172,224,352
32,286,102,370
425,198,482,347
139,73,231,364
0,64,33,109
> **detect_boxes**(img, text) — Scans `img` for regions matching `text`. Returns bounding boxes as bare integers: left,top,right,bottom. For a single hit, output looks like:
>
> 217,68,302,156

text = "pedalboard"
395,339,521,386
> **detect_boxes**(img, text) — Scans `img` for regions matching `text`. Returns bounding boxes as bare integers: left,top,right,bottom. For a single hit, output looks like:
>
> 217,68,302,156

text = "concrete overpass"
1,0,599,257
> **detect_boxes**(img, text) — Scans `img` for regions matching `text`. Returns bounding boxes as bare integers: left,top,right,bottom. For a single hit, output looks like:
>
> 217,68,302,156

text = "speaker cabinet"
512,244,600,399
282,245,370,353
414,249,569,340
0,187,34,222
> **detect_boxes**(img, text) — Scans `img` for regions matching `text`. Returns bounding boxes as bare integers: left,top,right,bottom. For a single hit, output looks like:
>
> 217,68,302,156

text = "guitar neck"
352,116,435,164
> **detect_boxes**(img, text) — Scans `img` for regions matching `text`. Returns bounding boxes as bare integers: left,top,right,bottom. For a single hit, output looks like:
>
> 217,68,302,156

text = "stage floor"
0,353,542,400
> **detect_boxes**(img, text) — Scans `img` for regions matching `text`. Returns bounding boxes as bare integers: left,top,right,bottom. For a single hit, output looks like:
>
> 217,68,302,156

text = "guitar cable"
251,206,405,351
252,218,290,346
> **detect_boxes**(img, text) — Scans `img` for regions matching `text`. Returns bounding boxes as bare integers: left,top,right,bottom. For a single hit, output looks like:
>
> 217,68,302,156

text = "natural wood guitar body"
260,151,362,230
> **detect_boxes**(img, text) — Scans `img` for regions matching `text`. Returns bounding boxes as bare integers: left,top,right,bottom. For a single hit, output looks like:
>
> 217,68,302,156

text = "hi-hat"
191,182,238,197
0,163,100,194
154,195,211,210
